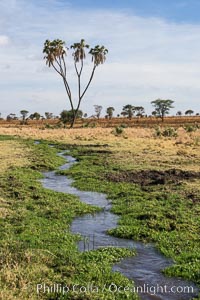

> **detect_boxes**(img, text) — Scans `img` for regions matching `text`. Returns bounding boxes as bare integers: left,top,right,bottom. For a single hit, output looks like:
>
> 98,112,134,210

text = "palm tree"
70,39,90,127
43,39,73,114
89,45,108,66
71,39,89,63
43,39,108,128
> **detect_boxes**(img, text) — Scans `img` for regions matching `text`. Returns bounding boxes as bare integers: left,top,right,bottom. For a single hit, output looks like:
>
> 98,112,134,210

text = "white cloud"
0,1,200,117
0,35,10,46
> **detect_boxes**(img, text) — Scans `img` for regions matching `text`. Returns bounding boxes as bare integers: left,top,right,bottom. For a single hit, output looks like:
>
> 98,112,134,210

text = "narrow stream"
39,148,199,300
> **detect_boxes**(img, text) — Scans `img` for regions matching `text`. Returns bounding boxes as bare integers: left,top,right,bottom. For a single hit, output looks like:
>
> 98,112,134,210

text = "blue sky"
71,0,200,23
0,0,200,117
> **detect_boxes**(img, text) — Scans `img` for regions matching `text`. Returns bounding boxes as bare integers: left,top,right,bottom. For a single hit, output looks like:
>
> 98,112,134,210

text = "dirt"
106,168,200,186
186,192,200,204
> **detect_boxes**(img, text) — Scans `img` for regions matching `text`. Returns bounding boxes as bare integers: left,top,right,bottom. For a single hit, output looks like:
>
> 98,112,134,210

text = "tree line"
2,99,199,125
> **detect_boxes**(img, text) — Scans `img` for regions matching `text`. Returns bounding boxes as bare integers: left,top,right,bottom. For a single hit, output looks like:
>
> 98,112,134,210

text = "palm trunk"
70,116,76,128
70,107,80,128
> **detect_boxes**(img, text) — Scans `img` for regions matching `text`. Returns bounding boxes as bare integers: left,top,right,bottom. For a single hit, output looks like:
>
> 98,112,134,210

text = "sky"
0,0,200,118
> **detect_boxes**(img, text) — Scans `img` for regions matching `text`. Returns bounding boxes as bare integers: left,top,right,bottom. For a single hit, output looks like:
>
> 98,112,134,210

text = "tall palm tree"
43,39,67,67
43,39,73,114
89,45,108,66
71,39,89,64
43,39,108,128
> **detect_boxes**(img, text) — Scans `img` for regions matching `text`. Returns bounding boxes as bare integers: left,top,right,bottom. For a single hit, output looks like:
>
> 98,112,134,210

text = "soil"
106,168,200,186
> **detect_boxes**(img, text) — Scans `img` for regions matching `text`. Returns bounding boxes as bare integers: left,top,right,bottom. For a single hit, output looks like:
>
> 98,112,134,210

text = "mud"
106,168,200,186
186,192,200,203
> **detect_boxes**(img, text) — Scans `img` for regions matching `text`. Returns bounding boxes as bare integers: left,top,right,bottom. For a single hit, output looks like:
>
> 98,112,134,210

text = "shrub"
162,127,177,137
120,123,128,128
45,124,52,129
90,122,97,128
184,124,198,132
112,126,124,136
154,126,162,137
154,126,177,137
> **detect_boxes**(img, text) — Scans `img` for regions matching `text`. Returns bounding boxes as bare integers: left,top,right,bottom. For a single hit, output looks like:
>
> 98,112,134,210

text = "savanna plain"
0,126,200,300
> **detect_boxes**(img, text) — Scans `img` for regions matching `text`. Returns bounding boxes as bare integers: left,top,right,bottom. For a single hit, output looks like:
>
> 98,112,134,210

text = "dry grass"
0,140,30,173
0,197,12,219
0,126,153,144
1,126,200,167
0,247,53,300
0,127,200,168
0,126,200,205
0,140,31,219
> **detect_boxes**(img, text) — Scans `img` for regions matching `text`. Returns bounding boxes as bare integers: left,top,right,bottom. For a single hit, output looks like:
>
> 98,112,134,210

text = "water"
39,149,199,300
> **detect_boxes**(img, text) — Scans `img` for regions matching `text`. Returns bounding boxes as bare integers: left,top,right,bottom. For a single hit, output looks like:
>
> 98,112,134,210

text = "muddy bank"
106,169,200,186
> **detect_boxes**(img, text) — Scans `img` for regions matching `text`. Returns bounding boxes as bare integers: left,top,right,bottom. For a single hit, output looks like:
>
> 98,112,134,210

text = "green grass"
57,145,200,291
0,134,16,141
0,139,138,300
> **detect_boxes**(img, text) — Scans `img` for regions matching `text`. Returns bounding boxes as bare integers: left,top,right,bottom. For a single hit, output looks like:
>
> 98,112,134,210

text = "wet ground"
39,149,199,300
106,169,200,186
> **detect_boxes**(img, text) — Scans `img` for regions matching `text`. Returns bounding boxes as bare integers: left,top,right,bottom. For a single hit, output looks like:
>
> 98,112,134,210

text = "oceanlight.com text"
36,282,194,296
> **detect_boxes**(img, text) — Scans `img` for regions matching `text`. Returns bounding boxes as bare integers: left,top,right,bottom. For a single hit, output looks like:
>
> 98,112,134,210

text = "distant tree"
83,113,88,118
196,113,199,116
7,113,16,121
20,110,29,124
106,107,115,119
94,105,103,119
6,115,12,121
151,111,157,117
176,111,182,116
45,112,53,119
29,112,41,120
33,112,41,120
135,106,145,117
185,109,194,116
60,109,83,125
121,104,135,119
10,113,18,120
29,114,34,120
151,99,174,122
43,39,108,128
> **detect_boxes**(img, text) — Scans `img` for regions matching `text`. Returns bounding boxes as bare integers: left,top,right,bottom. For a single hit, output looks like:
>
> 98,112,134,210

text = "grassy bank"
57,143,200,295
0,136,138,300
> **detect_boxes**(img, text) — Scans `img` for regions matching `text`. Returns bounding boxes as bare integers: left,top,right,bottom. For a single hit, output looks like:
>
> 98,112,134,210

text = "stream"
39,147,199,300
